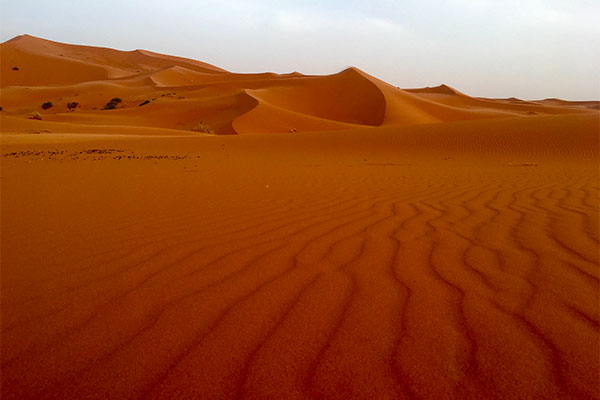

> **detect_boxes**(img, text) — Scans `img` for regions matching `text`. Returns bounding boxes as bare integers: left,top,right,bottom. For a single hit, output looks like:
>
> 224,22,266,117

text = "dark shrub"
42,101,53,110
12,66,19,71
139,100,150,107
103,97,122,110
67,102,79,110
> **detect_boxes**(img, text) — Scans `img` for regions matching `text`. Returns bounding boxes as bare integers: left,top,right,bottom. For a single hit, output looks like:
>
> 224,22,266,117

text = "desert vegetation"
191,122,214,134
103,97,122,110
41,101,53,110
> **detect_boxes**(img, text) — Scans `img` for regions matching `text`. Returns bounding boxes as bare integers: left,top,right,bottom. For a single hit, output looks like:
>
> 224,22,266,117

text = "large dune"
1,35,597,135
1,35,599,400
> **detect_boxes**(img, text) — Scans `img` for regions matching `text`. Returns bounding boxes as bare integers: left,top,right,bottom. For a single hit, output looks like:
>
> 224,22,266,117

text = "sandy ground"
1,35,599,400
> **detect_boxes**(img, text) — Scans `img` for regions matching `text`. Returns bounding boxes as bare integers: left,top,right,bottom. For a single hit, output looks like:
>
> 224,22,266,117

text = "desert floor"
1,35,599,399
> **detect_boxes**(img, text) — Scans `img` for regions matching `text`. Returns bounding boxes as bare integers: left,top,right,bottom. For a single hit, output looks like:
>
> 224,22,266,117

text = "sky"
1,0,599,100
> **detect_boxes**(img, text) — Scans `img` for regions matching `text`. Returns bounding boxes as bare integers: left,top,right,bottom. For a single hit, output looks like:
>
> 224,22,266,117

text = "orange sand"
1,35,599,400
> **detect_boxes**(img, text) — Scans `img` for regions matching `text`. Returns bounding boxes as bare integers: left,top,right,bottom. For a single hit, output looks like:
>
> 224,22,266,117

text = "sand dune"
1,35,599,400
2,35,597,135
0,35,225,87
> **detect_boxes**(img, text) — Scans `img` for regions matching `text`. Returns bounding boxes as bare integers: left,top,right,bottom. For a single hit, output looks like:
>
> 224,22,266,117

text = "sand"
1,35,599,400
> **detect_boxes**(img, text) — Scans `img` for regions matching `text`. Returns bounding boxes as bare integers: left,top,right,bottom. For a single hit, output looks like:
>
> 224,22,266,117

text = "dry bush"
191,122,214,134
28,111,42,120
103,97,122,110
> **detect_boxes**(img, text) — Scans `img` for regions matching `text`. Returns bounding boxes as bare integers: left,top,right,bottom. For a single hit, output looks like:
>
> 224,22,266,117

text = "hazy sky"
2,0,599,100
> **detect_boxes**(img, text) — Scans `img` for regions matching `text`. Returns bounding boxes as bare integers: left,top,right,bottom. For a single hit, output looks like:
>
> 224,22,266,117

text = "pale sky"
1,0,599,100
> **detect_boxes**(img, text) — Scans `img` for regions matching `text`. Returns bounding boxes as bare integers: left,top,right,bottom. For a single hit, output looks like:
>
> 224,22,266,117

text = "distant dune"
1,35,597,135
1,35,598,400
